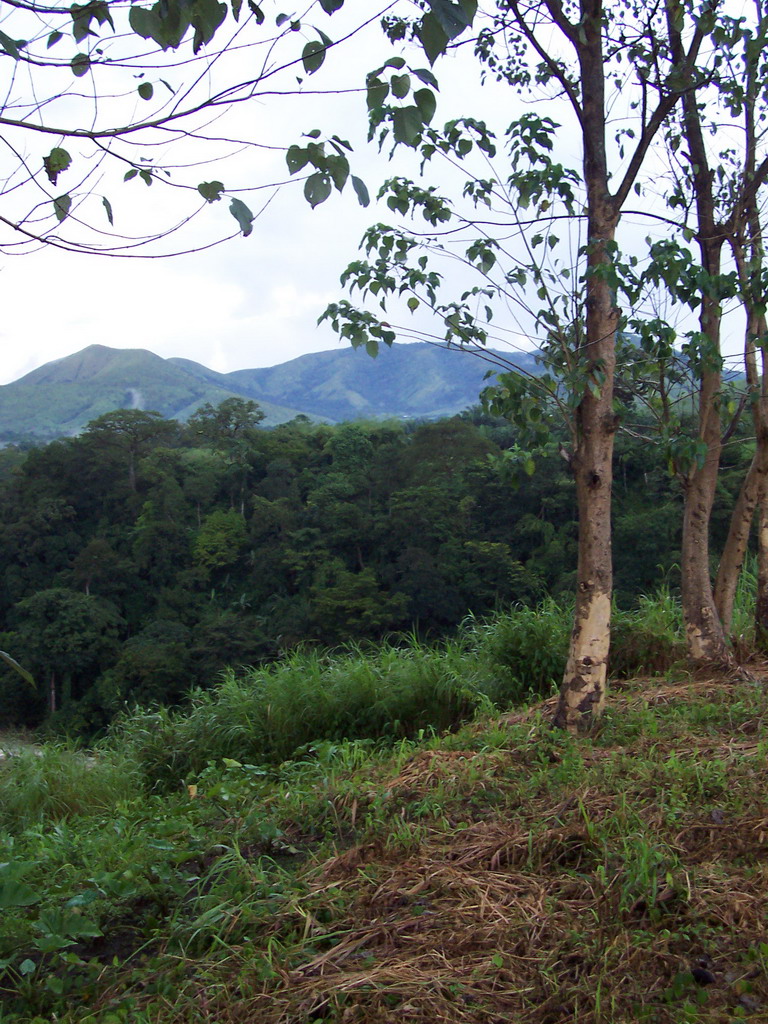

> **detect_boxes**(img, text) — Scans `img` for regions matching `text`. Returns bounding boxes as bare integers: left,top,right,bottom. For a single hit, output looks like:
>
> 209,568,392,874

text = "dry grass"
109,669,768,1024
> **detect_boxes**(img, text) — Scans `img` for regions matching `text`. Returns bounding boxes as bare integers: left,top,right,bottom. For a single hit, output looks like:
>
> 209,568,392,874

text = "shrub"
466,598,571,704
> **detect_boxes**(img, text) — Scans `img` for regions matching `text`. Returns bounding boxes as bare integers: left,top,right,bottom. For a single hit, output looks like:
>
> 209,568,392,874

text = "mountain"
0,342,539,440
0,345,306,440
204,344,539,422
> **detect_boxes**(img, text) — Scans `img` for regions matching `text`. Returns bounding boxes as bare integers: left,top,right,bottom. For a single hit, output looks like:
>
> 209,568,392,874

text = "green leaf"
366,78,389,111
70,1,114,42
197,180,225,202
418,12,449,64
139,168,152,185
231,0,242,19
137,81,154,100
412,67,439,89
392,106,424,147
414,88,437,123
326,154,349,191
43,147,71,185
0,878,40,908
229,197,254,236
47,30,63,48
191,0,227,53
286,145,310,174
129,2,191,50
390,73,411,98
407,296,419,311
53,195,72,223
429,0,476,38
0,30,23,59
246,0,264,21
19,959,36,975
33,935,74,953
0,650,35,688
124,168,138,181
351,175,370,207
70,52,91,76
101,196,114,224
35,908,102,940
302,39,326,74
319,0,343,11
304,172,332,208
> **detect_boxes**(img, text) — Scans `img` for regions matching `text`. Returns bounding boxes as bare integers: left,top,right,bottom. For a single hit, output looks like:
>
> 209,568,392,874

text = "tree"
654,5,766,664
0,0,380,255
11,588,123,713
323,0,709,730
82,409,178,492
620,2,768,663
186,398,265,513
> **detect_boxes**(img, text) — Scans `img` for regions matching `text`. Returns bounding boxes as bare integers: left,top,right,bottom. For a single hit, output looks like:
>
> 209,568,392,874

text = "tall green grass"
610,587,686,677
108,589,715,790
0,744,142,833
110,639,487,789
463,597,571,702
731,552,758,640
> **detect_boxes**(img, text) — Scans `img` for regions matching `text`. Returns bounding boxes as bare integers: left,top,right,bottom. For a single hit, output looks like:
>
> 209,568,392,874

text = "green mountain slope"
0,342,538,440
172,343,539,422
0,346,305,439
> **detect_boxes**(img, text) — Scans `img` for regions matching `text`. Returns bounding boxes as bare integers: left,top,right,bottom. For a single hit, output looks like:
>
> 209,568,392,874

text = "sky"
1,2,516,386
0,1,751,389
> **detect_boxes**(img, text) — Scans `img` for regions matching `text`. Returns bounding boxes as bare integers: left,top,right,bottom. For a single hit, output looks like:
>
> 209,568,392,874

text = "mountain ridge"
0,342,539,440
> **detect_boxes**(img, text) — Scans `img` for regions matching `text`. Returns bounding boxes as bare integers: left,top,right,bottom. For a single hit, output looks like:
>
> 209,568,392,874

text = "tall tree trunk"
667,7,731,665
552,393,616,730
756,501,768,648
679,317,730,664
714,7,768,636
714,451,768,633
679,347,729,662
713,300,768,633
552,1,618,732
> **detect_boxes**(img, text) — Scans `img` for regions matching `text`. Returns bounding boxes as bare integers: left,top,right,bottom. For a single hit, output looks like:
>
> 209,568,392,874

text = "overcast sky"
0,2,749,388
1,4,520,386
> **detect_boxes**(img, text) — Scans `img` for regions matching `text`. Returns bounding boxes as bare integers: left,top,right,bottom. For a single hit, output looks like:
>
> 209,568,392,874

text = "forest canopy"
0,399,750,735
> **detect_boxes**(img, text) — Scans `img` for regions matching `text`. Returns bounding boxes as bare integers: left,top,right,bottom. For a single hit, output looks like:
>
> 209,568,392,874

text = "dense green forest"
0,397,751,734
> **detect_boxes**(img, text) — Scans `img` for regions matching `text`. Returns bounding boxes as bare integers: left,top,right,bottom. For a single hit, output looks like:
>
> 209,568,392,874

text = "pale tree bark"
476,0,704,729
680,357,729,662
530,0,619,732
513,0,699,730
552,212,618,727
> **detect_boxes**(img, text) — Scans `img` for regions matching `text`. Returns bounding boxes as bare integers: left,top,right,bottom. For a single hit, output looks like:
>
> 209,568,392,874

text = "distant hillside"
0,346,306,440
0,342,540,440
206,344,540,422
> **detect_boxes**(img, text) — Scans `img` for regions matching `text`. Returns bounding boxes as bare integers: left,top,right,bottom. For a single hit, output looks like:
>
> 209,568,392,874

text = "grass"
2,593,767,1022
0,744,142,833
106,590,698,792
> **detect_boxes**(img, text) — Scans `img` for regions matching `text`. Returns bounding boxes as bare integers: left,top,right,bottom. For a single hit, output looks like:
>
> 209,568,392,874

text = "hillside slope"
0,345,308,438
2,668,767,1023
0,342,538,439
